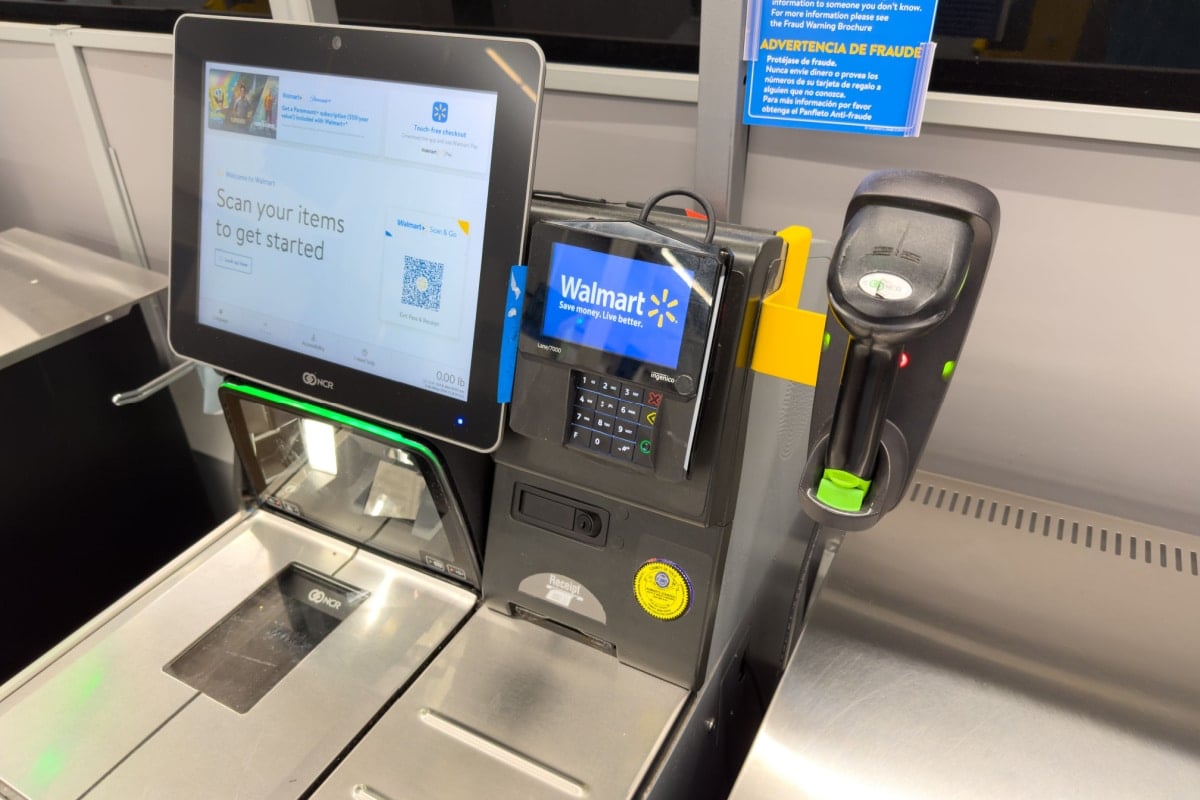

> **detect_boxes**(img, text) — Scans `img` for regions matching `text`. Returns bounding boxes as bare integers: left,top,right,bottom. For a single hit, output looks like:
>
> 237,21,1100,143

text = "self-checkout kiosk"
0,13,1059,800
0,16,545,799
0,14,842,797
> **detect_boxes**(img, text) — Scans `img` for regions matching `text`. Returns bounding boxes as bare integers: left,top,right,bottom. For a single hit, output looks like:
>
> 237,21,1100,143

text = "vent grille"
908,481,1199,577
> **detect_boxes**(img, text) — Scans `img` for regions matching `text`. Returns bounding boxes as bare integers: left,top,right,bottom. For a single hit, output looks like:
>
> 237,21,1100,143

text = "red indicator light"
898,352,910,368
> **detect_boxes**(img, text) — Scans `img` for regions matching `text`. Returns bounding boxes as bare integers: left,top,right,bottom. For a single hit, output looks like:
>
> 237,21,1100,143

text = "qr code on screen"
401,255,444,311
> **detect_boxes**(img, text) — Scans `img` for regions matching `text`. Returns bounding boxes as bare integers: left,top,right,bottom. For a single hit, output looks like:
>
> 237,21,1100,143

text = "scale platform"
0,511,475,799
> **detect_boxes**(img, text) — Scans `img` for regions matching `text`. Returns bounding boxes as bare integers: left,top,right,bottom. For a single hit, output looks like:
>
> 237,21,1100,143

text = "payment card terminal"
512,216,729,480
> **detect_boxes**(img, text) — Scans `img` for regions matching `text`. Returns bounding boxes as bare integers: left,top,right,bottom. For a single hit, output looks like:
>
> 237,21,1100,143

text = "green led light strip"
222,382,438,464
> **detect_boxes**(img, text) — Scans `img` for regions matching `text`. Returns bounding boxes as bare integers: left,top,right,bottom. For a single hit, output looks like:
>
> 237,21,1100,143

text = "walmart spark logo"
646,289,680,328
432,102,449,123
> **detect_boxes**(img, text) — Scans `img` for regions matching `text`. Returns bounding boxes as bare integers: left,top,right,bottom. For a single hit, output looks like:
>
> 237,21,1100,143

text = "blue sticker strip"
742,0,939,137
497,265,526,404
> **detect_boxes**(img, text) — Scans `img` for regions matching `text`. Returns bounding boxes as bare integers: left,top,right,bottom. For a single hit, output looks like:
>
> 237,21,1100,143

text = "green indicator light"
815,468,871,512
222,382,439,464
954,268,970,299
26,662,107,788
942,360,957,381
32,747,66,785
822,332,831,351
74,665,105,700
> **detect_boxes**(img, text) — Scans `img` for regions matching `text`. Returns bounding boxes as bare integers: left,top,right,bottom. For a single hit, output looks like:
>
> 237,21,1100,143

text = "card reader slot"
512,484,609,547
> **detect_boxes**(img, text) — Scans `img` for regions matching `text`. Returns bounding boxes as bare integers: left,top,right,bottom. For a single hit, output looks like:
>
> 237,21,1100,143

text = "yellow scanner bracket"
751,225,826,386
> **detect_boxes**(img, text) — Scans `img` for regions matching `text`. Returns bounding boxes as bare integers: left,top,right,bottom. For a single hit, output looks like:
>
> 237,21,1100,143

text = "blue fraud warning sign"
744,0,938,136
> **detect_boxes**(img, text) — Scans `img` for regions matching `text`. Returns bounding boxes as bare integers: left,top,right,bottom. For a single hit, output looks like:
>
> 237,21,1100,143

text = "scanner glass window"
164,564,367,714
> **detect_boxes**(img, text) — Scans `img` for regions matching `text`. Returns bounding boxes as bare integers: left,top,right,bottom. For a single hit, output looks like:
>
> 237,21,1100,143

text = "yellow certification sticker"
633,560,691,621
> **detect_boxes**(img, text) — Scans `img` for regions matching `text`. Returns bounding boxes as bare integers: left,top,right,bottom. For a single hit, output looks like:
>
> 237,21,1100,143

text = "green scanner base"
815,468,872,513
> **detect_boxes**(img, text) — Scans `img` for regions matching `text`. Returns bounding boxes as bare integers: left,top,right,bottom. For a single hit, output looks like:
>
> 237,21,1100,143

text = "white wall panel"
84,47,231,463
0,40,116,257
533,91,696,201
83,47,174,274
744,124,1200,531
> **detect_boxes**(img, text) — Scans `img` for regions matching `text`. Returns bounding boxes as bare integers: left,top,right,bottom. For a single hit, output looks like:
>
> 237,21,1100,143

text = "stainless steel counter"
0,510,476,800
0,228,165,370
313,610,689,800
731,471,1200,799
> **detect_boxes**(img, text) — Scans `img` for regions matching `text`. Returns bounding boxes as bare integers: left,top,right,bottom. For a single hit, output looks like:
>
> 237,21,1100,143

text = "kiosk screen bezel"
169,15,543,452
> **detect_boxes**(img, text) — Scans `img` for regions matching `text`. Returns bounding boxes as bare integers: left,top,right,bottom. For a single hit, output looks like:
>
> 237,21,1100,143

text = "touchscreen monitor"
170,16,543,451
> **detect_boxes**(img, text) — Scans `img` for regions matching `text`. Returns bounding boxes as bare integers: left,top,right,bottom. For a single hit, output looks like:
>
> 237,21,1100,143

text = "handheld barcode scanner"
800,171,1000,531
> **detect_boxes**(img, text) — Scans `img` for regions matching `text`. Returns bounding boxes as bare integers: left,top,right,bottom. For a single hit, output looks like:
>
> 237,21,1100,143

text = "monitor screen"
540,242,694,370
171,17,544,451
520,220,726,399
199,63,496,403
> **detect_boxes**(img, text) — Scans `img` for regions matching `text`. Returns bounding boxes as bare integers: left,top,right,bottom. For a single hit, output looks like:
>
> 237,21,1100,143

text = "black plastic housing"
801,170,1000,532
485,195,782,687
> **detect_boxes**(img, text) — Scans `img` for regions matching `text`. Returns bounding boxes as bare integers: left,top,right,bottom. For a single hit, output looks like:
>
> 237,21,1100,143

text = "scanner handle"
824,339,901,478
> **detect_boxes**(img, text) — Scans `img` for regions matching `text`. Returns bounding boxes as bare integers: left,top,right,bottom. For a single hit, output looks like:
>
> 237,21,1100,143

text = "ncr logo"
432,101,449,123
307,588,343,610
302,371,334,389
